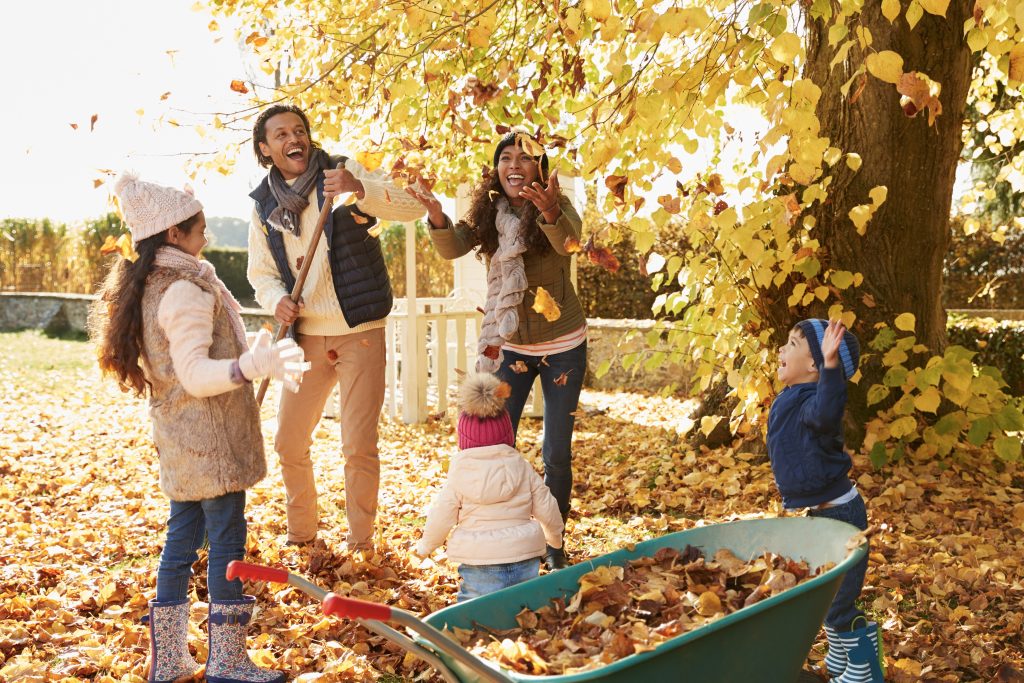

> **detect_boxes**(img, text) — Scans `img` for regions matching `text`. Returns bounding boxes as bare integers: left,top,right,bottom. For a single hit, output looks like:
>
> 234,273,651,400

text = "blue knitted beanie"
795,319,861,380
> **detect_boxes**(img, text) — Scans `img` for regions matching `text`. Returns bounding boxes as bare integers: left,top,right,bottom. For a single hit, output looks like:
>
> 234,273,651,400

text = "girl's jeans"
808,491,868,631
155,490,246,602
457,558,540,602
496,341,587,518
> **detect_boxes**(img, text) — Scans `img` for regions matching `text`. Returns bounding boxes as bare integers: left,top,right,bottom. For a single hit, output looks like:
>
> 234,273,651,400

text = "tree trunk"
800,1,974,431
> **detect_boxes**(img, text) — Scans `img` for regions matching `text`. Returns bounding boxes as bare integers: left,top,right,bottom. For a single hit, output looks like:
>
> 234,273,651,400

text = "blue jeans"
457,559,540,602
809,492,868,631
496,342,587,518
156,491,247,602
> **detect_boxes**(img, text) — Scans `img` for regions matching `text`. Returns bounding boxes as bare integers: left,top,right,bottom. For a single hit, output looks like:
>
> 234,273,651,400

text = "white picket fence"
385,297,482,421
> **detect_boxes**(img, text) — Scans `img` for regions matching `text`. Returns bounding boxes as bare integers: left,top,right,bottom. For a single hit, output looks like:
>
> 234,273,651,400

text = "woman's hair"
90,213,202,396
252,104,321,168
463,169,554,258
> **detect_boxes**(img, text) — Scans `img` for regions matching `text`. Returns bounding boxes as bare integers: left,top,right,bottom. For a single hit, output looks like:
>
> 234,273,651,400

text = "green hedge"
202,247,256,306
947,317,1024,395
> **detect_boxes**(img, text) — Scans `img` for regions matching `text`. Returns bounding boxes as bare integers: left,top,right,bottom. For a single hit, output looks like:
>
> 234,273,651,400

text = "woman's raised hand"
404,179,445,229
519,170,561,223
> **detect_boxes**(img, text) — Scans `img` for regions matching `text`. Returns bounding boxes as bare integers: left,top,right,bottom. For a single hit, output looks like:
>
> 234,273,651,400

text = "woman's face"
496,144,542,205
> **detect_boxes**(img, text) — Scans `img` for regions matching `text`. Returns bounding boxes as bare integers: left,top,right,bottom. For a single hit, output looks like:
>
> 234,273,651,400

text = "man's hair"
252,104,320,168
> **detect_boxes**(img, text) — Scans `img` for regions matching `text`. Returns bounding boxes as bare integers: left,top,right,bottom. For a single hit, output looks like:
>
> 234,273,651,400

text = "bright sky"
1,1,260,223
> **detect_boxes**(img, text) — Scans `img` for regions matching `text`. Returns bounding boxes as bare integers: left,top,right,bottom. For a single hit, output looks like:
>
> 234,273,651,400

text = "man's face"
258,112,310,179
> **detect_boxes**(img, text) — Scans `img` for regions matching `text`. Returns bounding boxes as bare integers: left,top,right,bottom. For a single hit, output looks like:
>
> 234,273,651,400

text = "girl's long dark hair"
90,214,200,396
464,170,554,258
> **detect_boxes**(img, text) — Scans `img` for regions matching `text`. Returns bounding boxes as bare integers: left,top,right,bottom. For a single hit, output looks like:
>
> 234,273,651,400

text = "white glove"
238,329,310,393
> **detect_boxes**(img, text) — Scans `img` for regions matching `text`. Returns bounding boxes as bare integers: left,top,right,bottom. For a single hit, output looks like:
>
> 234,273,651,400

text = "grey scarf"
476,198,528,373
267,148,334,236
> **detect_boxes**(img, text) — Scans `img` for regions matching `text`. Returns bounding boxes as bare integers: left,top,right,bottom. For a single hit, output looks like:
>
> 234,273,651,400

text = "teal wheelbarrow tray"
228,517,866,683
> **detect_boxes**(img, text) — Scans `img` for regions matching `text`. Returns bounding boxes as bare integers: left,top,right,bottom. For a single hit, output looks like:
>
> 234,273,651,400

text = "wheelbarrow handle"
226,560,290,585
323,592,393,622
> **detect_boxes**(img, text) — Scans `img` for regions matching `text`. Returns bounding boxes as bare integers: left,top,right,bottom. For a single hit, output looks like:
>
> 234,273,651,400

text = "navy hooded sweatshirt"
767,366,854,509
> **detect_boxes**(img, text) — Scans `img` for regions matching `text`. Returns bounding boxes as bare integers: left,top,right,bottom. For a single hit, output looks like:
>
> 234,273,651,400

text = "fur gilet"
140,267,266,501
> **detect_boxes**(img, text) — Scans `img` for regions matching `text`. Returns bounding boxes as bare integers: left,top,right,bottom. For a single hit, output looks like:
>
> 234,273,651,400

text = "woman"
407,132,586,570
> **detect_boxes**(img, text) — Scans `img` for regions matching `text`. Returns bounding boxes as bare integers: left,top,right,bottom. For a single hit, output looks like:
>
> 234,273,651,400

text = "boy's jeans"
156,490,246,602
457,559,541,602
496,341,587,518
809,491,868,630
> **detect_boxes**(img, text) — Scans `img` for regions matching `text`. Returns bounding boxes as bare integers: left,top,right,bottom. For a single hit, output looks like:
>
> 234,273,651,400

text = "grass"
0,329,94,379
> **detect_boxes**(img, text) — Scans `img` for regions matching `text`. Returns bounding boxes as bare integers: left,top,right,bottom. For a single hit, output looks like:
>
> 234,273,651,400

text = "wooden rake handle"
255,164,343,406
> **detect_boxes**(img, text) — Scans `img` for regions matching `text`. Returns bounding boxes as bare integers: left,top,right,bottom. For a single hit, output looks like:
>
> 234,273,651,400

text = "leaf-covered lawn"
1,330,1021,682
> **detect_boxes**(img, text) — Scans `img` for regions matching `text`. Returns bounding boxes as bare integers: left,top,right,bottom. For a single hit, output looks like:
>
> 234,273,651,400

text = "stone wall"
0,292,275,336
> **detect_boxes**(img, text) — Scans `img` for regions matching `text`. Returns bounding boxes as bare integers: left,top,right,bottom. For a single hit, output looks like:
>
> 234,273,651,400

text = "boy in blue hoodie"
768,318,881,682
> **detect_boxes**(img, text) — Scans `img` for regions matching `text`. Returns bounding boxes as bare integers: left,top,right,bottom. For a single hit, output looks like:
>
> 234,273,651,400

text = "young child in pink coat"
415,372,565,601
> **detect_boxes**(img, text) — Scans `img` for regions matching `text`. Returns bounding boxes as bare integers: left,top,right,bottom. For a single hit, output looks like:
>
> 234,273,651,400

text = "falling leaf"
554,370,572,386
483,345,501,360
99,233,136,261
69,123,78,130
160,91,171,100
89,114,98,132
295,256,304,270
326,349,339,362
584,238,621,273
563,236,582,253
538,355,549,366
93,179,104,189
353,214,369,225
532,286,561,322
366,224,383,238
356,151,384,172
510,360,529,374
488,190,502,202
230,80,250,94
494,381,512,400
706,173,724,195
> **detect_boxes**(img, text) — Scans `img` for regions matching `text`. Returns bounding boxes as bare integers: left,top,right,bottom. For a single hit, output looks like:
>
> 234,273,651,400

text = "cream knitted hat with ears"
113,172,203,246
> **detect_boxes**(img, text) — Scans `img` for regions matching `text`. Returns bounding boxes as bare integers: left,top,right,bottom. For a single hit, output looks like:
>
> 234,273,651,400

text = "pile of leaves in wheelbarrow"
453,544,829,675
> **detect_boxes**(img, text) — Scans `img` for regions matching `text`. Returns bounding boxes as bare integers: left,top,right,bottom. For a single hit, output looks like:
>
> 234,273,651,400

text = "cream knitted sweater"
247,158,425,336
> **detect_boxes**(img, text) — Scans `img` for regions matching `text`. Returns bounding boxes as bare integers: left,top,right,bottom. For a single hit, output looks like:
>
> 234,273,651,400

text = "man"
246,104,424,549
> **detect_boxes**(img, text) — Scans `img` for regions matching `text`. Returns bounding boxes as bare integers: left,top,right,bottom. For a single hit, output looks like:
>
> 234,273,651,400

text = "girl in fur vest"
414,372,564,601
92,173,308,683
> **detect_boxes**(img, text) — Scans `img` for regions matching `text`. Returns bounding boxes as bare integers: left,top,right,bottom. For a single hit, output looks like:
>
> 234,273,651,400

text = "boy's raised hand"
821,319,846,369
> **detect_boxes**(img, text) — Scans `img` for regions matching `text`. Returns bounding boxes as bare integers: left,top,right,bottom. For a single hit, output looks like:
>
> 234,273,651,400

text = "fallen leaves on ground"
457,546,823,675
0,331,1021,682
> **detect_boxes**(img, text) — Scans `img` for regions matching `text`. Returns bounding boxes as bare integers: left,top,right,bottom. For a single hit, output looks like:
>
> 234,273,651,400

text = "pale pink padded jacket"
415,444,564,565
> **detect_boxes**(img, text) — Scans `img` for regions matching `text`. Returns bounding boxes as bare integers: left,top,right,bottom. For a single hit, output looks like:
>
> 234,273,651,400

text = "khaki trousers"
274,327,386,546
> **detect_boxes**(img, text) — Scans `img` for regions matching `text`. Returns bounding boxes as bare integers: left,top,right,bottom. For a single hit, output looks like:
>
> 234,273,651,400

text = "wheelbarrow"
229,516,867,682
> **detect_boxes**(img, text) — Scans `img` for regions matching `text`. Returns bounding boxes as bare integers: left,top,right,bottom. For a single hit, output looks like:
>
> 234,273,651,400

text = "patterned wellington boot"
832,620,884,683
206,596,287,683
145,599,201,683
823,625,847,678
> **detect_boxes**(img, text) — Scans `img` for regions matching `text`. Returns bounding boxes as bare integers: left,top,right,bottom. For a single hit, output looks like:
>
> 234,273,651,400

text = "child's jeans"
457,558,541,602
808,491,868,631
155,490,247,602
